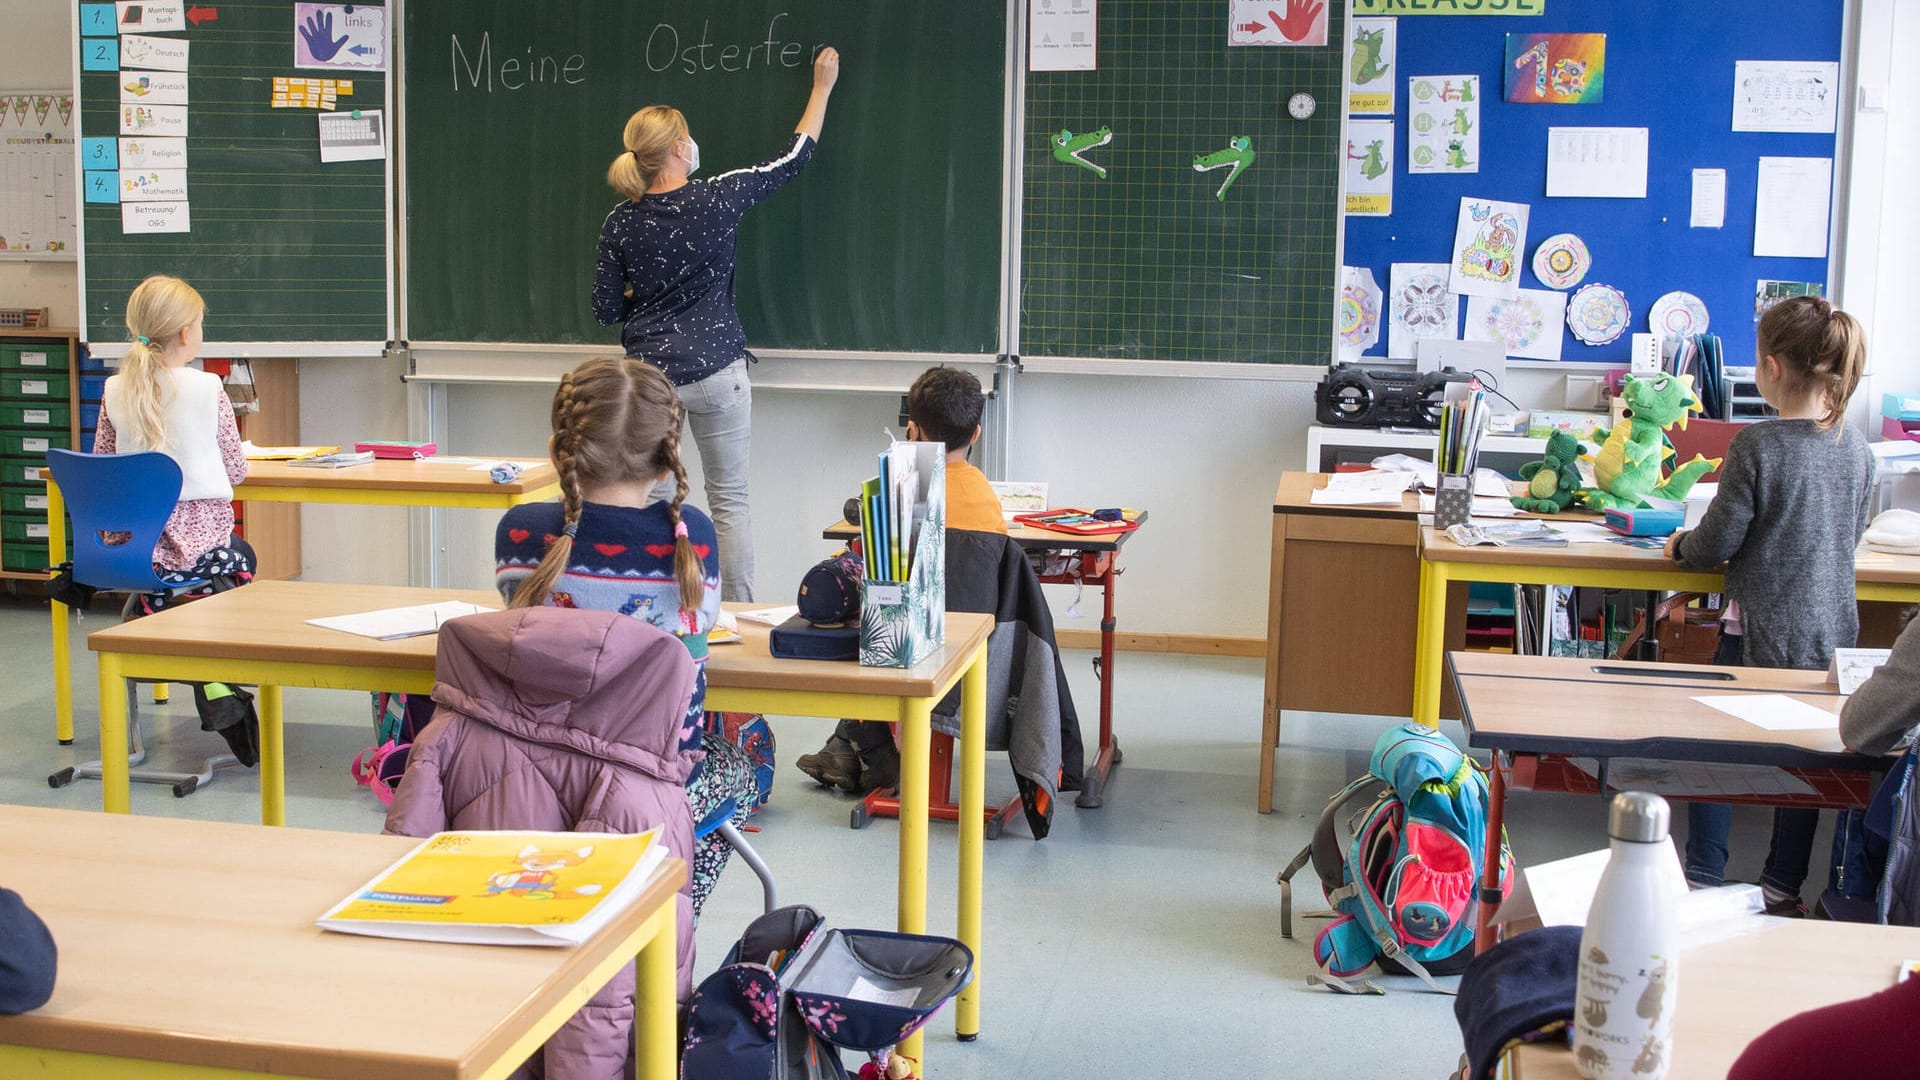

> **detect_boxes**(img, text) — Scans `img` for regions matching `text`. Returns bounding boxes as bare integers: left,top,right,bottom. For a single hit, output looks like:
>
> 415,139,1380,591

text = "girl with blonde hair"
591,46,840,602
96,274,259,761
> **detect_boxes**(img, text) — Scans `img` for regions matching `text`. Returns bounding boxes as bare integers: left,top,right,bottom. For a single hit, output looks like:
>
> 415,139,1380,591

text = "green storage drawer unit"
1,542,51,573
0,401,68,429
0,343,70,371
1,515,51,544
0,372,70,400
0,487,51,515
0,429,68,457
1,456,47,486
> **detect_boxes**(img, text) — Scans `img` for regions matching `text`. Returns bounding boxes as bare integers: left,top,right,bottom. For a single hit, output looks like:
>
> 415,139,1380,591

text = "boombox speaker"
1314,363,1471,429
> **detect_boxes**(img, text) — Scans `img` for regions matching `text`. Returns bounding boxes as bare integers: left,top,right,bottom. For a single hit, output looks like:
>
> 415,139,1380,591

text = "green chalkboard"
76,2,390,349
1021,0,1344,364
403,2,1004,354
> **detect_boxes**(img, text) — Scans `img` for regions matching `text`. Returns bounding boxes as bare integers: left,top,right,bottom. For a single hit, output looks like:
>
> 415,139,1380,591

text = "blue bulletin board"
1341,0,1843,367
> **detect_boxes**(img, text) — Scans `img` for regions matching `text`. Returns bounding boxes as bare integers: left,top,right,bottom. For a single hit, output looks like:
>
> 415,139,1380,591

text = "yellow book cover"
317,829,668,947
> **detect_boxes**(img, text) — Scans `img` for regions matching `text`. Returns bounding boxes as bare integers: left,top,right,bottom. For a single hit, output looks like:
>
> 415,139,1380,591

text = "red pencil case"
354,441,437,460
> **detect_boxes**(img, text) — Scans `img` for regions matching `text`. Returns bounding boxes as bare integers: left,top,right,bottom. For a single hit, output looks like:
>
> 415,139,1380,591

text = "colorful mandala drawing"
1531,233,1591,290
1567,283,1631,345
1484,295,1545,350
1649,291,1710,338
1339,282,1381,347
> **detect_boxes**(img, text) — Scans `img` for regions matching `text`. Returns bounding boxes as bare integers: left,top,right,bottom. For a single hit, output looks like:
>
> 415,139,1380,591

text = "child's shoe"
796,733,864,793
1761,884,1809,918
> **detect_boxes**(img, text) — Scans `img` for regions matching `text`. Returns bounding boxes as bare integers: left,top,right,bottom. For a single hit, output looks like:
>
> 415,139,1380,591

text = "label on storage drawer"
22,409,49,425
19,466,42,482
22,437,48,453
21,380,50,396
20,351,48,367
25,523,48,539
25,495,46,511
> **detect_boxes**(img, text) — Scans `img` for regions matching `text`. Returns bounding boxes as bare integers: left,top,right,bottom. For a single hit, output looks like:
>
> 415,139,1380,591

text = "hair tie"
562,521,579,538
135,335,150,346
674,521,690,539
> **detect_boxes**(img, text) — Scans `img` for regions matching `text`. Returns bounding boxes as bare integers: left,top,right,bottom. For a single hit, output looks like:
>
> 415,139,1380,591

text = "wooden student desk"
1512,918,1920,1079
0,805,684,1080
1451,652,1885,950
43,458,562,745
823,511,1147,819
83,580,995,1056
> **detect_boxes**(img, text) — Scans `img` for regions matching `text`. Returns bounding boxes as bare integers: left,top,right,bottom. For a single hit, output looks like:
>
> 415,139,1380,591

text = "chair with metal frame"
43,448,240,798
695,796,779,914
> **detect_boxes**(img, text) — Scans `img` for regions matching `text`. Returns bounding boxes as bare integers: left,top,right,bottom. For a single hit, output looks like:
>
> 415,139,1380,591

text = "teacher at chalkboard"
592,47,841,602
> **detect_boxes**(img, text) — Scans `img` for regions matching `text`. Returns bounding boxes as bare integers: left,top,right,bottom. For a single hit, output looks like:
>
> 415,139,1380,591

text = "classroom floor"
0,595,1837,1078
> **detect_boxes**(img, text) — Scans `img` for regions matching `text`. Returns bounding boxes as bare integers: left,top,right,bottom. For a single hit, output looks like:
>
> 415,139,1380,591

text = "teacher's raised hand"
798,47,838,141
814,46,840,91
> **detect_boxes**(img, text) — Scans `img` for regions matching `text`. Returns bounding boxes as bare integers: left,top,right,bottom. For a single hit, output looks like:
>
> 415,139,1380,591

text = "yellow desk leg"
956,647,987,1042
895,697,933,1067
98,654,130,814
47,479,72,745
1413,558,1448,728
635,902,678,1080
258,685,285,827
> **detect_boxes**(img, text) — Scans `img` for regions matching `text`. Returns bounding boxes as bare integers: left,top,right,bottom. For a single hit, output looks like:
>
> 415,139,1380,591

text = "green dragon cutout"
1580,372,1722,512
1512,430,1587,513
1350,25,1389,84
1193,136,1255,200
1051,126,1113,178
1355,140,1387,180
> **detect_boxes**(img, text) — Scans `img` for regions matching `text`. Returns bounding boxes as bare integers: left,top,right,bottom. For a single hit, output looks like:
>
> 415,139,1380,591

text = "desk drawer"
0,372,69,400
0,401,68,429
1,516,51,544
0,488,50,515
0,343,68,371
0,430,68,457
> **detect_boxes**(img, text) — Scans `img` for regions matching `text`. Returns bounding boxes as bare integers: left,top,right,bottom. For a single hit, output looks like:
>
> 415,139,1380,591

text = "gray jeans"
651,357,754,602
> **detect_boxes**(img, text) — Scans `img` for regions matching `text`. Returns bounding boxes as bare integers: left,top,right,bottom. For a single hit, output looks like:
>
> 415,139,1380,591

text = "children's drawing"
484,844,601,901
1648,292,1710,339
1193,136,1255,201
1387,262,1459,360
1230,0,1328,46
1347,17,1397,114
1409,75,1479,175
1338,266,1382,360
1567,283,1632,345
1530,233,1591,290
1467,288,1566,361
1504,33,1606,105
1344,119,1393,217
1449,197,1529,299
1051,127,1112,179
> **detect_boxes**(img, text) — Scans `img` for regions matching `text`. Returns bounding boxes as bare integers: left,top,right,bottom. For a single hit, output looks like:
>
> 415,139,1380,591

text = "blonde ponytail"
606,106,687,201
119,274,206,450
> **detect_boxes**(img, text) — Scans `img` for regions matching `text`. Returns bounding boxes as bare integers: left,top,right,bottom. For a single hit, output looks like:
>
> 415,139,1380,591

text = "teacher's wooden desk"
44,458,561,744
1512,918,1920,1078
84,581,994,1056
0,804,683,1080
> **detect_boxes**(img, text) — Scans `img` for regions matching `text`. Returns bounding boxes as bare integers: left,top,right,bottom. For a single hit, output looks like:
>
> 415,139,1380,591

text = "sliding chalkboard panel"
1021,0,1345,364
403,2,1004,354
75,1,390,352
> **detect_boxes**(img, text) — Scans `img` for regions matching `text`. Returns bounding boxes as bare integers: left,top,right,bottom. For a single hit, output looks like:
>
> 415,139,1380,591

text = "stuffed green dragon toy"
1512,430,1587,513
1580,372,1721,513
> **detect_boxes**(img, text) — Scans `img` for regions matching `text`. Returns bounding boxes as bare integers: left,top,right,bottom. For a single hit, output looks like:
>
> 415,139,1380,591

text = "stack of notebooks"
857,442,930,583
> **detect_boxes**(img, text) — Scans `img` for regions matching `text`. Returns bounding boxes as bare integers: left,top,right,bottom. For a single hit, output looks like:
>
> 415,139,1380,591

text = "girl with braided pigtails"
492,356,762,915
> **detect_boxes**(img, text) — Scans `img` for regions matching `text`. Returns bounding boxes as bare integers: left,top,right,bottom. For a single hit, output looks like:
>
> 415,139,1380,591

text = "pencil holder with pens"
858,447,946,668
1433,473,1474,530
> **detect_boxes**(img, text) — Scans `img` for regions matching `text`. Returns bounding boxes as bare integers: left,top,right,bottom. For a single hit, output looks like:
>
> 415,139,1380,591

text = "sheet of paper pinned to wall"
1732,60,1840,134
1544,127,1647,198
1753,156,1832,259
1690,168,1726,228
317,109,386,163
1344,119,1394,216
1030,0,1097,71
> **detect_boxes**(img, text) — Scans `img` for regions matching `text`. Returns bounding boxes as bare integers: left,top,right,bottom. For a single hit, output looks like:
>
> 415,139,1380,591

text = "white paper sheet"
1450,197,1528,299
1029,0,1097,71
1338,266,1383,359
1387,262,1459,360
1732,60,1840,134
1690,168,1726,228
1754,157,1832,258
307,601,497,641
1418,494,1521,517
736,605,800,627
318,109,386,163
1408,75,1479,175
1347,17,1396,114
1344,119,1394,217
1310,470,1418,506
1545,127,1648,199
1692,693,1841,732
120,103,188,137
1465,288,1565,361
120,201,189,234
1554,521,1627,544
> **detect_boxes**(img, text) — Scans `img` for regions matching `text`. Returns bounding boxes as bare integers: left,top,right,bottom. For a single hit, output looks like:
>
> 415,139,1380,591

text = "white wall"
13,0,1920,641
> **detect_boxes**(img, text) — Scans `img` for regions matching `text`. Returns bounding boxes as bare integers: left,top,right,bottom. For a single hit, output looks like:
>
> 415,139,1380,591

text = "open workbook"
317,829,671,947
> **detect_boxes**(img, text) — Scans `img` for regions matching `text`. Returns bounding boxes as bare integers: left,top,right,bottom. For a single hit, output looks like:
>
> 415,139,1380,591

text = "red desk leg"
853,733,1025,840
1476,751,1509,956
1073,551,1121,809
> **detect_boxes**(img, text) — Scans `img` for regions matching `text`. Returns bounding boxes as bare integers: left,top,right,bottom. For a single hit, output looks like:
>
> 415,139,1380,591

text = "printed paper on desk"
1832,649,1892,696
1310,470,1418,506
307,601,497,641
1693,693,1841,732
736,605,800,627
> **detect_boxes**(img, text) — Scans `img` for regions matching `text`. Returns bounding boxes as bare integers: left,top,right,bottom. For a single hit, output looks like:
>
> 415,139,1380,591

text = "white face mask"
681,137,700,177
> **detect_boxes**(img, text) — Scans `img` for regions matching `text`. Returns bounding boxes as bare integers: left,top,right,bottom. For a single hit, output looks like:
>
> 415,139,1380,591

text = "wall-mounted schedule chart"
75,0,391,355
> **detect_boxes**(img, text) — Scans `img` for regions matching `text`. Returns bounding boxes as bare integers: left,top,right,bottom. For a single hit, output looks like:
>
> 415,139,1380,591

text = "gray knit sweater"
1841,616,1920,756
1672,418,1874,670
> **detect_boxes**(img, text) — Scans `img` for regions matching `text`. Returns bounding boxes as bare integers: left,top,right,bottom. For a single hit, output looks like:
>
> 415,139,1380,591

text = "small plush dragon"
1581,372,1721,512
1193,136,1255,200
1051,127,1113,178
1512,429,1586,513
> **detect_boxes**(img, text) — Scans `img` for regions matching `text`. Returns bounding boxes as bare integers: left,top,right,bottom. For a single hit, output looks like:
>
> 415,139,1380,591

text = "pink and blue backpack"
1278,722,1512,994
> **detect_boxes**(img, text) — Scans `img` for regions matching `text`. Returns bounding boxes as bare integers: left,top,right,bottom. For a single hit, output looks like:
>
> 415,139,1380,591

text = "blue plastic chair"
695,796,779,914
43,449,234,798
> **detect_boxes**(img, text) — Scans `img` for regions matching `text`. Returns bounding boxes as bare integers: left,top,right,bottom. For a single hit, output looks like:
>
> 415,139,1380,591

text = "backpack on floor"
1277,722,1513,994
711,711,777,812
351,692,436,806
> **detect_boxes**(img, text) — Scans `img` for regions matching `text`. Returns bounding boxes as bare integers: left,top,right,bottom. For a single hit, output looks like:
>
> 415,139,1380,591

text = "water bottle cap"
1609,791,1671,843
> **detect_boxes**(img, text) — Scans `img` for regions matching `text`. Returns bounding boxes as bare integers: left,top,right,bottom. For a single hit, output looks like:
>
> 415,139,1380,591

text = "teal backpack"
1278,723,1513,994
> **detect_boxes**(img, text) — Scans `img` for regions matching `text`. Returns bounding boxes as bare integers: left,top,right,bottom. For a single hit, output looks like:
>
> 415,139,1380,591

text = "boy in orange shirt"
796,366,1001,791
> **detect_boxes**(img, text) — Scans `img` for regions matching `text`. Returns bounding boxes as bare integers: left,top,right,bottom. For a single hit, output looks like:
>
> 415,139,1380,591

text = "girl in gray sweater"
1665,296,1873,912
